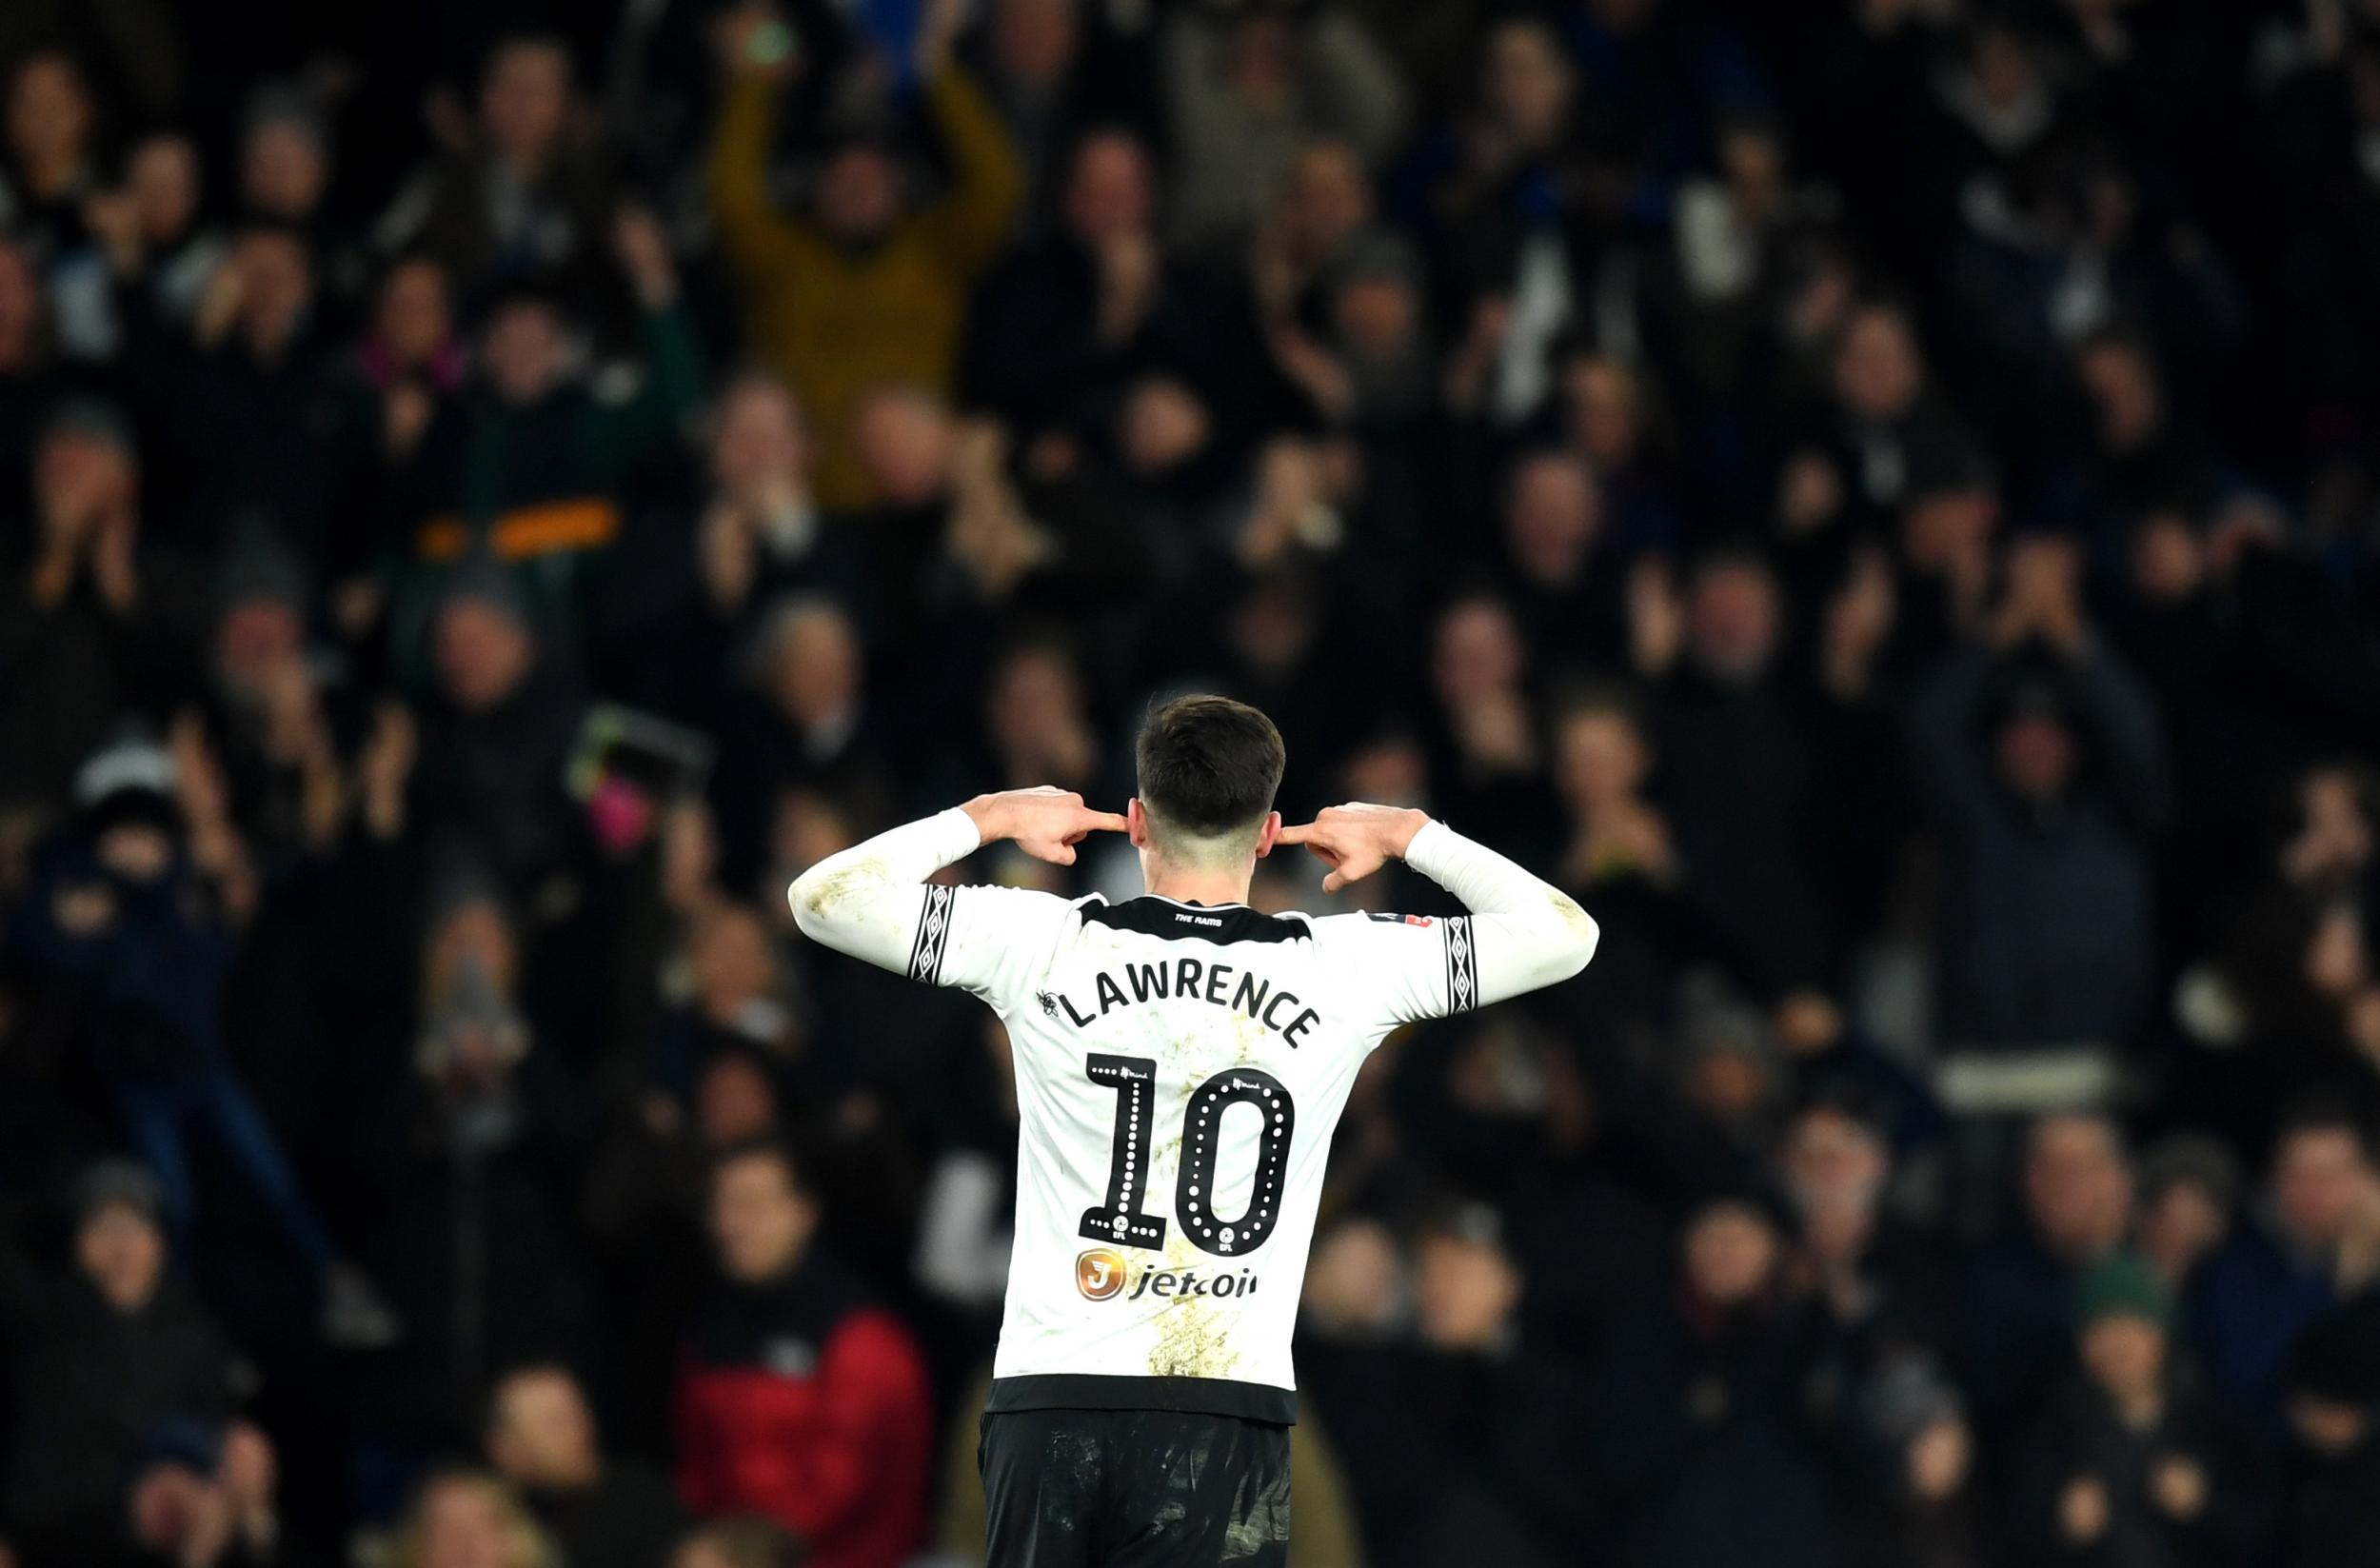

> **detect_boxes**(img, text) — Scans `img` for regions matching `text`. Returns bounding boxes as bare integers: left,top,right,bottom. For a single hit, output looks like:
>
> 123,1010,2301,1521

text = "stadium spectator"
0,1161,269,1564
2276,1289,2380,1568
380,35,619,313
1641,548,1860,995
9,738,394,1342
2189,1104,2380,1419
2012,1251,2250,1563
674,1141,930,1568
1597,1186,1849,1568
387,1471,558,1568
707,0,1023,508
1914,533,2170,1051
1159,6,1405,260
486,1363,688,1568
1967,1113,2135,1446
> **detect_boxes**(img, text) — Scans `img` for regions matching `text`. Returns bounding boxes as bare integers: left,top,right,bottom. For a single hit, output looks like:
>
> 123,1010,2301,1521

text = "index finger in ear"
1084,812,1130,833
1274,824,1316,845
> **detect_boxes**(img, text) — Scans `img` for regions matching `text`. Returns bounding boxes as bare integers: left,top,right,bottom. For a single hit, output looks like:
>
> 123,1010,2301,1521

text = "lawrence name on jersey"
788,696,1597,1568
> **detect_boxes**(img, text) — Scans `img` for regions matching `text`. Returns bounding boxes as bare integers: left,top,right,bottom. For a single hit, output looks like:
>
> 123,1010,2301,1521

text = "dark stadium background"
1,0,2379,1563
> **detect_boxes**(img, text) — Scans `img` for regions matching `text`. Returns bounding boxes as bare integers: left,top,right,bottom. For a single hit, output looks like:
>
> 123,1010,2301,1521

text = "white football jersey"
792,810,1597,1424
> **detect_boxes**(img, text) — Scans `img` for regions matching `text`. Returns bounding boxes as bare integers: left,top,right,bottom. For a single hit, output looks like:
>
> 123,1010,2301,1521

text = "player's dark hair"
1135,695,1285,837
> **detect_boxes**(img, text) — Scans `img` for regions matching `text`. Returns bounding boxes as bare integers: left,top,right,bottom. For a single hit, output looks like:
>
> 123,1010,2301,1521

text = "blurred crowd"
3,0,2380,1564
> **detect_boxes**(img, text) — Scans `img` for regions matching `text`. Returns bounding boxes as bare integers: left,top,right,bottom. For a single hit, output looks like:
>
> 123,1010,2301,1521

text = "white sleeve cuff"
1402,819,1462,880
927,805,988,866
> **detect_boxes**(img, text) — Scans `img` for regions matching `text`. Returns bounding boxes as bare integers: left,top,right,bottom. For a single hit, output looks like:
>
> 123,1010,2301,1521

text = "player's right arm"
1286,803,1598,1028
788,787,1125,999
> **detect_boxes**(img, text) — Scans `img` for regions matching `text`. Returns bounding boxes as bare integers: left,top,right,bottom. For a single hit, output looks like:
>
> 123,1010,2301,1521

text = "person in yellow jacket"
709,2,1023,510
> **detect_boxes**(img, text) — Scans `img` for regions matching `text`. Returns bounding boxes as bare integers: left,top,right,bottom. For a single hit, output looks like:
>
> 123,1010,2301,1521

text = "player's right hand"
963,786,1128,866
1276,804,1430,894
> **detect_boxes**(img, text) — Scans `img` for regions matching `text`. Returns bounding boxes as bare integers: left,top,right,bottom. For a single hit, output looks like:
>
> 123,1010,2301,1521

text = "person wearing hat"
2010,1251,2249,1564
8,735,401,1350
0,1161,277,1565
1911,530,2171,1053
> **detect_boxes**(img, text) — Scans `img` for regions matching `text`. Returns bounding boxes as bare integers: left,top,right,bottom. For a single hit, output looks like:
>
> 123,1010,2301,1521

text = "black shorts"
980,1406,1292,1568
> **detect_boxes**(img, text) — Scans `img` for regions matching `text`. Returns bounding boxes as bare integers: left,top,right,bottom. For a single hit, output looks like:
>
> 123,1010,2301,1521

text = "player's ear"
1253,810,1281,859
1126,798,1150,847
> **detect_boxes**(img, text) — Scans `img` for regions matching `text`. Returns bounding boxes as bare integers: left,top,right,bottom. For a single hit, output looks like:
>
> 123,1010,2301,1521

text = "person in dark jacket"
378,34,621,311
1639,550,1867,997
1966,1113,2136,1453
145,221,376,573
2010,1252,2253,1567
1595,1186,1851,1568
0,401,179,818
2187,1105,2373,1422
2276,1290,2380,1568
486,1363,687,1568
407,566,586,894
674,1141,930,1568
1300,1204,1591,1568
962,128,1245,446
1912,534,2171,1049
8,737,395,1346
0,1162,274,1566
388,208,703,673
346,872,601,1478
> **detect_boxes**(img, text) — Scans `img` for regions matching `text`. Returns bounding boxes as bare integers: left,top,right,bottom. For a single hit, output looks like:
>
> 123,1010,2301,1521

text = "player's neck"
1141,861,1256,908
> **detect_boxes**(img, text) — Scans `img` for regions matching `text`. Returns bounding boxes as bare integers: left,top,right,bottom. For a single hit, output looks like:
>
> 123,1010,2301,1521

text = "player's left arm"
1288,803,1598,1026
788,786,1125,998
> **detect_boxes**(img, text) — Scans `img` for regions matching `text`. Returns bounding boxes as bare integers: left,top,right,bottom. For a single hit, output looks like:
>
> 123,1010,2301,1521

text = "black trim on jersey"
1079,899,1312,945
987,1372,1297,1426
910,884,957,982
1444,915,1478,1013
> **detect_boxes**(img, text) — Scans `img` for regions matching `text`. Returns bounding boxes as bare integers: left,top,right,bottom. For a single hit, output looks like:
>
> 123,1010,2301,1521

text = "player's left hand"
963,786,1128,865
1277,803,1429,894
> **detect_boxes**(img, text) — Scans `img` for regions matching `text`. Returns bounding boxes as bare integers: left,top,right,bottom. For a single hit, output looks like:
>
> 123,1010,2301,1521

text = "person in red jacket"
674,1139,931,1568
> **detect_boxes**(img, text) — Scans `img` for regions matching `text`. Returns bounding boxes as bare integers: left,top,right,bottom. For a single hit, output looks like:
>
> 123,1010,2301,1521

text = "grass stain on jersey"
799,859,890,921
1146,1233,1241,1380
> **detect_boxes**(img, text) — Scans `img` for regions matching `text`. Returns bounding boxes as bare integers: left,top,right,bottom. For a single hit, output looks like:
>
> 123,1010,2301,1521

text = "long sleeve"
919,66,1026,278
583,301,707,475
1313,820,1597,1035
1911,648,1997,833
789,809,1074,1003
2067,640,2172,836
707,74,811,283
1300,11,1409,166
788,807,984,972
1404,820,1600,1006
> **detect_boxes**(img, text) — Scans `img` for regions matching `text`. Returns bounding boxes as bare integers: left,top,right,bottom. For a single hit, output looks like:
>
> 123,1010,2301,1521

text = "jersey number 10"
1078,1054,1296,1258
